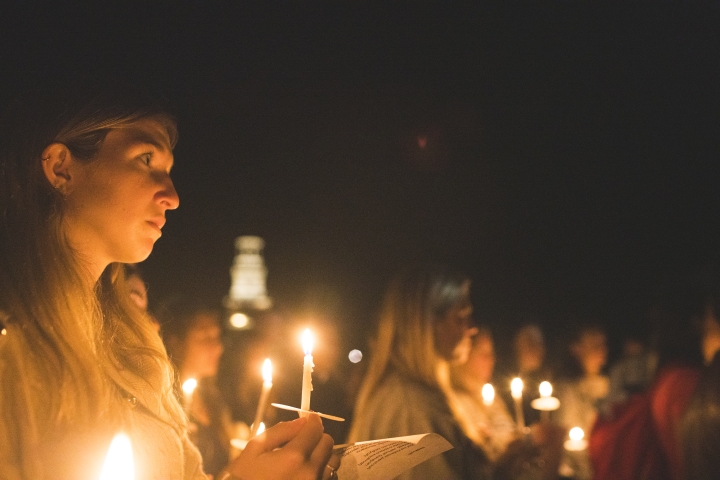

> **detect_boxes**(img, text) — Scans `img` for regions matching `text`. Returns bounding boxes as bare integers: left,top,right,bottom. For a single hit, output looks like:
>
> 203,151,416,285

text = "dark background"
2,2,720,360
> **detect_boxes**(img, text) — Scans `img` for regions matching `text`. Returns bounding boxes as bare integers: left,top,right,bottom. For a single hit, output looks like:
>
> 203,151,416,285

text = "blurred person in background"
124,263,161,333
451,326,516,462
680,280,720,480
500,324,554,428
556,323,609,480
604,321,657,412
160,298,235,477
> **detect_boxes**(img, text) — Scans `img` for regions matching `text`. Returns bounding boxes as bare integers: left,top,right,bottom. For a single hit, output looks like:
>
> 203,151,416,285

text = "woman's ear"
41,143,74,194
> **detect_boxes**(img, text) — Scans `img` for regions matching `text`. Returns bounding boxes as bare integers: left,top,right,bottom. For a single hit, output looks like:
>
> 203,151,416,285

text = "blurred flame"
99,433,134,480
302,328,314,356
182,378,198,395
511,377,524,399
539,381,553,397
262,358,273,384
481,383,495,406
569,427,585,441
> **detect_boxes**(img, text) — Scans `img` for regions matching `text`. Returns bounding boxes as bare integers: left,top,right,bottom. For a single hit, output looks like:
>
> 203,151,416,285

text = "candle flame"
511,377,524,399
539,381,553,397
262,358,273,384
481,383,495,406
569,427,585,441
99,433,134,480
182,378,198,395
302,328,314,355
257,422,266,435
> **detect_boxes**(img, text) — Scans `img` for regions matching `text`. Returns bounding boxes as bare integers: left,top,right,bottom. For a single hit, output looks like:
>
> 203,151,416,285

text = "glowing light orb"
182,378,198,396
230,313,249,329
348,349,363,363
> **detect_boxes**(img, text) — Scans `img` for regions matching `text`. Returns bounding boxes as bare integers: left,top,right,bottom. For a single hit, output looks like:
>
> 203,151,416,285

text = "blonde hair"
0,89,184,470
348,264,483,447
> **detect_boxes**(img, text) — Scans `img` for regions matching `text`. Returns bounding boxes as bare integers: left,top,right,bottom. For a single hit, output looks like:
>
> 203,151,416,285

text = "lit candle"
250,358,273,436
511,377,525,431
99,433,134,480
530,380,560,421
300,329,314,417
481,383,495,406
564,427,588,451
256,422,266,435
182,378,198,415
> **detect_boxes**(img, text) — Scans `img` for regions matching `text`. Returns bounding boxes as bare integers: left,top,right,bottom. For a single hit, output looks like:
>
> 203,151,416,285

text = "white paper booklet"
333,433,453,480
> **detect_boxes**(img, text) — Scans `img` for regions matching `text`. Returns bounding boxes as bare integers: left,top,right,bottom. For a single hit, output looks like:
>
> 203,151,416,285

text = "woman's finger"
309,432,334,473
244,417,308,456
282,413,325,459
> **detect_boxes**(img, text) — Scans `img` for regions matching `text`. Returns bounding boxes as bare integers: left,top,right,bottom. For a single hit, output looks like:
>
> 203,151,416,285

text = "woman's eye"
140,153,152,166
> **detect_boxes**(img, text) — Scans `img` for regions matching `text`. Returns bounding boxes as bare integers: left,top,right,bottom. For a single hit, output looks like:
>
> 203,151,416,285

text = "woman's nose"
156,176,180,210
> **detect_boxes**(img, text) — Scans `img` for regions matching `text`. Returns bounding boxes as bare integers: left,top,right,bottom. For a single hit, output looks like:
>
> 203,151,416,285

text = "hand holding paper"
332,433,453,480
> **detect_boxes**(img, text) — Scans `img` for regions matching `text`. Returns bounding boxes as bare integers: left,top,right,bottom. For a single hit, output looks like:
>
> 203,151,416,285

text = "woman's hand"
224,414,335,480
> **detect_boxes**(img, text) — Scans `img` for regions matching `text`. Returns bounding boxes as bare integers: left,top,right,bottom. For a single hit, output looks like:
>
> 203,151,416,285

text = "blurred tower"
225,236,272,329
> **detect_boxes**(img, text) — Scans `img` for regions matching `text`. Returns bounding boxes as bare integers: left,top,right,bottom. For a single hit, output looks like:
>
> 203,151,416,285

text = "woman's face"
49,119,179,279
434,282,475,363
181,313,224,379
465,334,495,384
572,331,608,375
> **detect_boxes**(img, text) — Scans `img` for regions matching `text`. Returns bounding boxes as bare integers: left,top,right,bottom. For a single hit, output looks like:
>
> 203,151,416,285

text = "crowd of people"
2,86,719,480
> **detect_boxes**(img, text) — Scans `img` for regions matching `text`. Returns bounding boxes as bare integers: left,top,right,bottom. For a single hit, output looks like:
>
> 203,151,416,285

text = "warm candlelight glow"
511,377,524,399
257,422,266,435
302,328,314,355
481,383,495,406
230,313,249,329
564,426,588,451
262,358,273,384
539,381,552,397
99,433,134,480
182,378,198,396
251,359,274,436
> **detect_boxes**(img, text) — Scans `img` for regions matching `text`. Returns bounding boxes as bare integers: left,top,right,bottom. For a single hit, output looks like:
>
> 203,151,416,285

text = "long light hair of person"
348,264,483,446
0,89,186,469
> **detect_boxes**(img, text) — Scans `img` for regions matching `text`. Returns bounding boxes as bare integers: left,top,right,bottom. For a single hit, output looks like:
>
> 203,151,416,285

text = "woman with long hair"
348,264,492,479
0,86,335,480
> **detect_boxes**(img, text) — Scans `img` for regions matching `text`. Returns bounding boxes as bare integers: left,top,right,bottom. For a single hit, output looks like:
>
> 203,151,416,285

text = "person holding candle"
451,327,516,462
556,322,609,480
348,264,563,480
0,85,336,480
499,323,554,428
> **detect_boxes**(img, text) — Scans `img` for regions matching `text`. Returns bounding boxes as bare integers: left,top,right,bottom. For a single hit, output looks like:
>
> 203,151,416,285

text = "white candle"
511,377,525,430
564,427,588,451
481,383,495,406
182,378,198,416
251,359,273,436
530,380,560,421
99,433,134,480
300,329,314,417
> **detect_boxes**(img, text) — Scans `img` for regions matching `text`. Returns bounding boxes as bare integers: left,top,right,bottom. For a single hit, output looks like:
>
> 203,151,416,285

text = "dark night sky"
2,2,720,353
